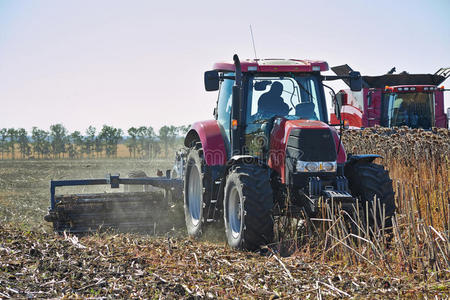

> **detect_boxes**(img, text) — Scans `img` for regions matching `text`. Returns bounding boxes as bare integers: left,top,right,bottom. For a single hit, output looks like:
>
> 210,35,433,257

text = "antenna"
249,25,258,60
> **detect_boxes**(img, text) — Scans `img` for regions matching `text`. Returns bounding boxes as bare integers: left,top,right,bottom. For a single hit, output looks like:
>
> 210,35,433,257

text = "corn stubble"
307,127,449,283
0,127,449,298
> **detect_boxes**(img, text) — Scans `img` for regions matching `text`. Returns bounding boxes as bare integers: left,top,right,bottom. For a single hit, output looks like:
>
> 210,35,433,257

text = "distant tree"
99,125,123,158
127,127,138,158
66,141,76,159
83,126,96,158
31,127,50,159
159,125,177,157
135,126,155,158
94,136,104,158
178,125,190,136
70,131,84,159
50,124,67,159
7,128,18,160
144,126,156,159
0,128,8,160
152,141,161,158
17,128,31,159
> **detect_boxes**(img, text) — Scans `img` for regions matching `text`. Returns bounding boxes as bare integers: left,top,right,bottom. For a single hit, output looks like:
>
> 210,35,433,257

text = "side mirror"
349,71,362,92
334,93,342,120
204,70,219,91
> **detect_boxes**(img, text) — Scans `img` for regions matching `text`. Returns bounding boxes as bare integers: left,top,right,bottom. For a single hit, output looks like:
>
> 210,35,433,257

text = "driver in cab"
257,82,290,117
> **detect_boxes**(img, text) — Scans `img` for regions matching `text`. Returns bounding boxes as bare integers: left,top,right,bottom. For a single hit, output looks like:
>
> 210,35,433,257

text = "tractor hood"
283,119,330,133
268,118,346,184
273,119,334,144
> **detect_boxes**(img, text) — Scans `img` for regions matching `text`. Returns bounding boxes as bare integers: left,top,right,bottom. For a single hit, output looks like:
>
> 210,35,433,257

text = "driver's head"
270,81,283,96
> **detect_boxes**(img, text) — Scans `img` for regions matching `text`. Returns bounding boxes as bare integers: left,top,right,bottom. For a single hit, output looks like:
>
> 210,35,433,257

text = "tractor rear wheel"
345,162,396,228
183,144,212,238
223,164,274,250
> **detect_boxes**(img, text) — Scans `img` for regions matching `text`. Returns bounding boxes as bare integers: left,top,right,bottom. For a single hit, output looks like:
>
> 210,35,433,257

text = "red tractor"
45,55,396,251
180,55,395,249
330,65,449,129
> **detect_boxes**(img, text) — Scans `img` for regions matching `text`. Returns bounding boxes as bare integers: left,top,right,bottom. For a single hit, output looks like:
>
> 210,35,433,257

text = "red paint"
330,108,363,128
213,59,329,73
268,119,345,184
188,120,227,166
434,90,447,128
385,85,443,93
330,127,347,164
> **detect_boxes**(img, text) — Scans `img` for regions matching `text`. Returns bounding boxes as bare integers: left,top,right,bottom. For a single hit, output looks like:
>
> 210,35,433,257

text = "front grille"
286,128,337,162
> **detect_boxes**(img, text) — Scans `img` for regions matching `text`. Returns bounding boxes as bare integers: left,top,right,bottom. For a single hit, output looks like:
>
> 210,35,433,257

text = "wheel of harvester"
124,170,148,192
183,143,212,237
223,164,274,250
345,162,396,228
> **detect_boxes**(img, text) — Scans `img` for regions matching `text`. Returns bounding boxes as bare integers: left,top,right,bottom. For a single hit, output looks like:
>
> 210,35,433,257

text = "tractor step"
322,189,354,203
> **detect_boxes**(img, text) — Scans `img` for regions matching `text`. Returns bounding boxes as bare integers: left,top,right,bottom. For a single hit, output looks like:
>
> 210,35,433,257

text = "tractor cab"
205,57,361,162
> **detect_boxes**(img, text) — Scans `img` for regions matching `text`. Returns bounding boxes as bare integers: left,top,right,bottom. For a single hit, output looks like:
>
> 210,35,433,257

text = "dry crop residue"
0,223,448,299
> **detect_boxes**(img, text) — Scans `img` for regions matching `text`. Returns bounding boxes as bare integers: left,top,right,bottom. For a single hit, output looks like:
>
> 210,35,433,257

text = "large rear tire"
224,164,274,250
345,162,396,228
183,144,212,238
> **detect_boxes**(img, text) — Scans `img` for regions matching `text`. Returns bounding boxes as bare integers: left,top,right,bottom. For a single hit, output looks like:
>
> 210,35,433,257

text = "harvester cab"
331,65,449,129
45,55,396,252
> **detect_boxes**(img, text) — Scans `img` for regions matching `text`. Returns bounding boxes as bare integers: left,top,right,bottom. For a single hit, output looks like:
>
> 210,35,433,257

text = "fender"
226,155,261,166
184,120,227,166
213,155,265,210
345,154,382,167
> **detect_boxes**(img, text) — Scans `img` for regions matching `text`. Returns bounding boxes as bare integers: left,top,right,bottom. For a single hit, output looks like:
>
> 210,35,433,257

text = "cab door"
216,75,234,157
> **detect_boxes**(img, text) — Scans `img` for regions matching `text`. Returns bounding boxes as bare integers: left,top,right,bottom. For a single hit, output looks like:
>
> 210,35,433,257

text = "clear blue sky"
0,0,449,133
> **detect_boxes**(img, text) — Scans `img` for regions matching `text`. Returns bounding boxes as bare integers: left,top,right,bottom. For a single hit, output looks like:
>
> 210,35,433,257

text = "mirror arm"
221,75,235,80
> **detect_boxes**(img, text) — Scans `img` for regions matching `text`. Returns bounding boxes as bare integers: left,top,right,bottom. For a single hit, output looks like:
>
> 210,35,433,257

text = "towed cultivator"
44,174,183,233
45,54,396,250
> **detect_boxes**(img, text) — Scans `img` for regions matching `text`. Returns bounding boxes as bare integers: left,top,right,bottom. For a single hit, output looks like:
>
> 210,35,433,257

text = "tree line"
0,124,190,160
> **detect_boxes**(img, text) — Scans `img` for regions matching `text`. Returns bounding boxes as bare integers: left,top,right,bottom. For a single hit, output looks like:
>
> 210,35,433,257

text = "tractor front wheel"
224,164,274,250
345,162,396,228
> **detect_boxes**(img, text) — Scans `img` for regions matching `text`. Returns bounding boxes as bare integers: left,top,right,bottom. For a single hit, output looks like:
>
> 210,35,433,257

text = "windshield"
244,75,325,158
246,75,325,123
384,92,435,128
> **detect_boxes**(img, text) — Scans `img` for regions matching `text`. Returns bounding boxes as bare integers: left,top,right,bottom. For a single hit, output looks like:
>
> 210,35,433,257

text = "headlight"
305,162,319,172
296,161,336,173
322,162,337,172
